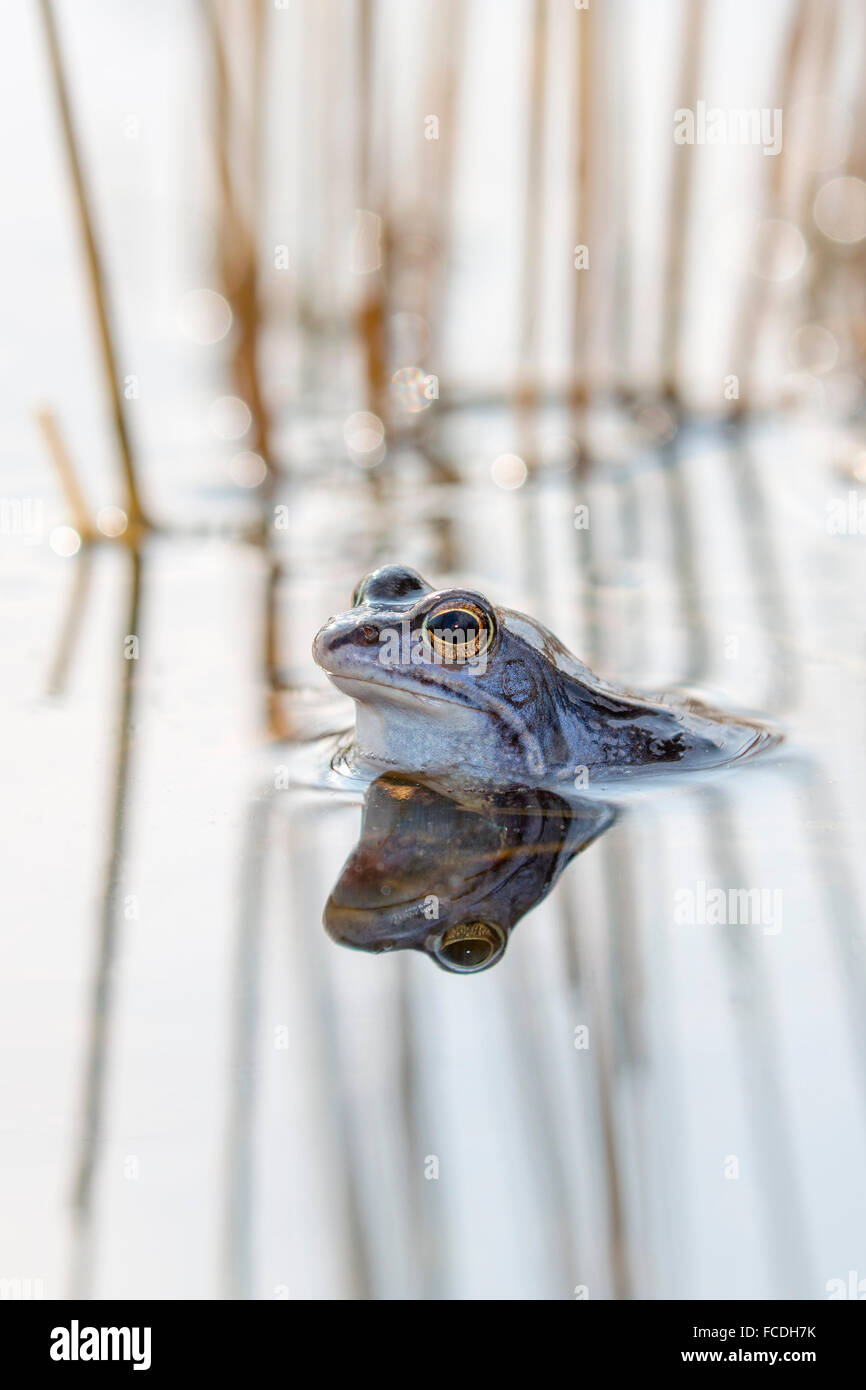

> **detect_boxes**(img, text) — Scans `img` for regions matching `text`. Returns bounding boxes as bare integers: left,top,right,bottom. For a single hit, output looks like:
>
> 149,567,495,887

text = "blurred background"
1,0,866,1300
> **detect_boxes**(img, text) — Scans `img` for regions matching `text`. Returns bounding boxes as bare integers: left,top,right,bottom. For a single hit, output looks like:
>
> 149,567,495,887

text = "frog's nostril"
314,617,380,668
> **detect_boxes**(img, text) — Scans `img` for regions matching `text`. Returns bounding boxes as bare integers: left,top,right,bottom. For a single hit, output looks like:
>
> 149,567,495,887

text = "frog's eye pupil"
435,921,505,973
444,937,491,968
437,610,479,640
423,603,493,663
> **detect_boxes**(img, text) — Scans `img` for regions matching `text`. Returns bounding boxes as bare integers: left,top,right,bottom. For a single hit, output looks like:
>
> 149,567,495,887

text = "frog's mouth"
326,672,458,711
325,670,548,779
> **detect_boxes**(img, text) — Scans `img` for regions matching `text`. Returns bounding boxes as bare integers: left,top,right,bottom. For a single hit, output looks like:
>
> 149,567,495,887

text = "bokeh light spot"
635,402,677,444
813,176,866,244
491,453,528,489
350,210,383,274
96,506,128,537
208,396,251,440
344,411,385,467
390,366,431,413
789,324,838,375
750,219,807,281
50,526,81,557
230,451,268,488
177,289,232,344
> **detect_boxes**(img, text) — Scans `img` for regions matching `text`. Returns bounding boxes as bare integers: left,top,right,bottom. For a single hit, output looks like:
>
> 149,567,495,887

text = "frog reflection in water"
324,774,615,973
313,564,773,789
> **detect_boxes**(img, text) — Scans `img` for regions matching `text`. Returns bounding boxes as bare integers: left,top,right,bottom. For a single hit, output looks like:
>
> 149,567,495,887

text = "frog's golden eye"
422,601,494,663
434,921,505,973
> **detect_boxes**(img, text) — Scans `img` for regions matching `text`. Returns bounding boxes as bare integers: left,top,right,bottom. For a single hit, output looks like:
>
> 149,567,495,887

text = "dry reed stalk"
660,0,705,407
570,0,593,417
37,0,148,536
68,547,142,1296
201,0,290,737
34,405,95,540
728,0,811,416
516,0,549,469
355,0,388,428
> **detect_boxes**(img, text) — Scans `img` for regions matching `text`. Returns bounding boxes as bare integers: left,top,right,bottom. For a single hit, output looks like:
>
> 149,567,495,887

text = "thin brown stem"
661,0,706,406
516,0,548,449
68,546,143,1296
37,0,148,535
729,0,811,416
34,406,95,541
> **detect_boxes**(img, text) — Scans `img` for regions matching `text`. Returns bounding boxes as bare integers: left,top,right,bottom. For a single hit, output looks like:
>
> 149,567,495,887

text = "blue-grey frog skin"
313,564,774,790
324,773,616,973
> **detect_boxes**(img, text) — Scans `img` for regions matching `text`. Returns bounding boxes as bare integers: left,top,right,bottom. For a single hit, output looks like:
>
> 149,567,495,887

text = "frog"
312,564,774,790
324,773,615,973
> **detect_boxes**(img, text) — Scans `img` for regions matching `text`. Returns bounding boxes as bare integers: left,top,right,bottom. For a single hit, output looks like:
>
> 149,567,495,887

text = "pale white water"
3,408,866,1299
1,0,865,1303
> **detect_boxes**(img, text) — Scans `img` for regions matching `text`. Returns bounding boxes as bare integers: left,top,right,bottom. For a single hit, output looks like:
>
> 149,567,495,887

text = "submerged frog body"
313,565,773,790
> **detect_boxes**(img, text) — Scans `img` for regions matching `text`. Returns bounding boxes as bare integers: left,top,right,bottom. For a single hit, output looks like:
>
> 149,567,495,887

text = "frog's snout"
313,613,381,673
312,617,344,671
